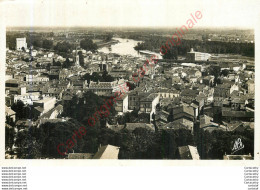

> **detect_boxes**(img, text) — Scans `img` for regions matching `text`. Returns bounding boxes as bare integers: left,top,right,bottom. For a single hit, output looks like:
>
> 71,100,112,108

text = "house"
106,122,124,132
171,105,195,122
68,153,94,159
162,118,194,132
180,89,199,102
92,144,120,159
214,83,239,102
157,89,179,100
14,92,41,105
230,97,247,111
246,80,254,94
59,69,71,80
200,115,227,132
222,107,254,122
88,80,129,96
5,79,26,96
139,93,160,121
128,89,149,110
125,123,155,132
115,94,128,113
178,145,200,160
5,106,16,123
33,97,56,114
155,110,169,128
38,104,63,120
44,88,64,99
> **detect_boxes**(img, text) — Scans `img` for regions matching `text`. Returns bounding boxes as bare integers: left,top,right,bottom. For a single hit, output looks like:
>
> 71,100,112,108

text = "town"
5,27,255,160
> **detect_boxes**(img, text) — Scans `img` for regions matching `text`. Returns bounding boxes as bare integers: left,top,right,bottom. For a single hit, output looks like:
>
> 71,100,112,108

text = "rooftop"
92,144,120,159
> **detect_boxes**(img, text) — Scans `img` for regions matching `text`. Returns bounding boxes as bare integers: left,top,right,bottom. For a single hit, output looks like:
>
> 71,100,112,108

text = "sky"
1,0,260,28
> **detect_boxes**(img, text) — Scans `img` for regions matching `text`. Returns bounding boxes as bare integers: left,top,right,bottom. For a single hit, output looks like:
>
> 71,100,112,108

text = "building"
5,106,16,123
92,144,120,159
125,123,155,132
214,83,239,101
186,48,211,62
246,80,254,94
14,92,41,105
5,79,26,96
25,74,49,84
180,89,200,103
88,79,129,96
157,89,179,100
68,153,94,159
128,90,149,110
162,118,194,132
178,145,200,160
171,105,195,122
115,94,128,113
16,38,27,51
140,93,160,121
33,97,56,114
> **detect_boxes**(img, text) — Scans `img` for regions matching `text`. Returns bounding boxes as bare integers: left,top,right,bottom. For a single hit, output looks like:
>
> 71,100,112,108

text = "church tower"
75,46,79,66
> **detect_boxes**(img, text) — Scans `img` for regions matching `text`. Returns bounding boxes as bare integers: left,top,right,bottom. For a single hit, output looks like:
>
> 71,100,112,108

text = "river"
98,37,162,59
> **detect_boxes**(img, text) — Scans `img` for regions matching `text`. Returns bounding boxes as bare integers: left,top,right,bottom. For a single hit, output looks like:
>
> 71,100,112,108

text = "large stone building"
16,38,27,51
88,79,129,96
186,48,211,62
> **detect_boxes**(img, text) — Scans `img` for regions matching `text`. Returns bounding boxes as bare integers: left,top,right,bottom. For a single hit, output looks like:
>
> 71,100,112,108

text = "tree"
5,126,15,151
63,58,72,68
163,47,178,60
42,39,53,49
221,69,229,77
54,41,72,53
104,33,113,42
11,101,25,120
80,38,98,52
208,66,221,86
101,70,114,82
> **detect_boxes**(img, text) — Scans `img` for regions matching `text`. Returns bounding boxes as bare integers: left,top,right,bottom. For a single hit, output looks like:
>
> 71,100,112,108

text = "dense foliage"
134,37,254,58
80,38,98,52
54,41,72,53
12,114,254,159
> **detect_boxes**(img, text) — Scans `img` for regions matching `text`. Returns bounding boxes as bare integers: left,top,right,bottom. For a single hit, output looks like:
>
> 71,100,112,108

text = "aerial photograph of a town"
4,2,255,160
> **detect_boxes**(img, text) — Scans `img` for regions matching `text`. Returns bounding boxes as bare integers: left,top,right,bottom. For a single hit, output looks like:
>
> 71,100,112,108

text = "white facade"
31,50,37,57
33,97,56,113
14,92,41,105
187,48,211,61
16,38,27,51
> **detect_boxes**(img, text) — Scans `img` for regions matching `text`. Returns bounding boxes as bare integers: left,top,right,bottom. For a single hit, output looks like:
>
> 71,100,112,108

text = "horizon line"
6,25,254,30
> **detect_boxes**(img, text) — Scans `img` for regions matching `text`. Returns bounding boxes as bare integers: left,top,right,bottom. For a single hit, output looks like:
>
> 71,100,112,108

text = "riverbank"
97,39,119,48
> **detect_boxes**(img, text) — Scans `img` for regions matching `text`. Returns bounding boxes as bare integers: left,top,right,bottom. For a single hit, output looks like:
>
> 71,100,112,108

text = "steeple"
75,45,79,66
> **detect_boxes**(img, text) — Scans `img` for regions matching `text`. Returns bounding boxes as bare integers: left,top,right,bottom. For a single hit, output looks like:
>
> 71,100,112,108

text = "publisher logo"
232,138,244,154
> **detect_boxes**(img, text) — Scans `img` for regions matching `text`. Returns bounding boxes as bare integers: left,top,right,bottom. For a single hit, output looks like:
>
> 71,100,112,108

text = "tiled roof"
178,145,200,160
92,144,120,159
172,105,194,117
125,123,155,132
5,106,16,115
